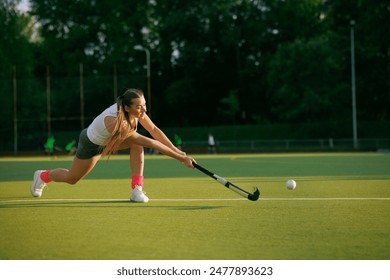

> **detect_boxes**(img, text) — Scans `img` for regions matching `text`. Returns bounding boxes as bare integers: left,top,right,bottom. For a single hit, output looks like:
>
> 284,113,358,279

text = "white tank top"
87,104,117,145
87,104,139,146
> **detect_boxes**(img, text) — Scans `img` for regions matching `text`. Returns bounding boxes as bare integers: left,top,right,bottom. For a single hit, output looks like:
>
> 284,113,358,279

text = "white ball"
286,179,296,190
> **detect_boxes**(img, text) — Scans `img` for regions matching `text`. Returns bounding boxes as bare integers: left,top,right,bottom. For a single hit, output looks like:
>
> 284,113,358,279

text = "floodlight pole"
134,45,152,118
80,63,85,129
46,65,52,137
350,20,358,149
113,64,118,101
13,66,18,155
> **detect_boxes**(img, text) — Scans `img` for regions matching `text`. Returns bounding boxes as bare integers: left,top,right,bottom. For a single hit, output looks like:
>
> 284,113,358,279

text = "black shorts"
76,128,103,159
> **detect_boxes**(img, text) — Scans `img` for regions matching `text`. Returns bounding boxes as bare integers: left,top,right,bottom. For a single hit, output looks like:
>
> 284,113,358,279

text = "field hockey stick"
193,162,260,201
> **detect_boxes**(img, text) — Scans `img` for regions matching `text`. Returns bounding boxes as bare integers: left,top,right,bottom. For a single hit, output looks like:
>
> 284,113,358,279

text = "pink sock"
40,170,52,183
131,175,144,189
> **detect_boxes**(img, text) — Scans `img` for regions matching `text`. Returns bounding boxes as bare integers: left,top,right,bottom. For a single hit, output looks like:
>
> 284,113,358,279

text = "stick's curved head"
248,186,260,201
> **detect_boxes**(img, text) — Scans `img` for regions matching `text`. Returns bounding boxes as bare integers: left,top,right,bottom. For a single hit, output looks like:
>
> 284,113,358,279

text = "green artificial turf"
0,153,389,260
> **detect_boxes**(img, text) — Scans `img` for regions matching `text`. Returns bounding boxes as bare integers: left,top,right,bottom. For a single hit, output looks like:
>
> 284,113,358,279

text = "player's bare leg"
30,155,101,197
129,143,148,202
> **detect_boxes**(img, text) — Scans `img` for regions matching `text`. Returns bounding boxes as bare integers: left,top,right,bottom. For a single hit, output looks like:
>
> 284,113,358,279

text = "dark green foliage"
1,0,389,150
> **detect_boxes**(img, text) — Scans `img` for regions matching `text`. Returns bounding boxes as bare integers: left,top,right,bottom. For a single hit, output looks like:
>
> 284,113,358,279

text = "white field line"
1,197,390,203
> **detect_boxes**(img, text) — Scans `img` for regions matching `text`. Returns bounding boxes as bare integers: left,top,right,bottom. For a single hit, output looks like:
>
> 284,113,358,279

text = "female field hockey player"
30,89,195,203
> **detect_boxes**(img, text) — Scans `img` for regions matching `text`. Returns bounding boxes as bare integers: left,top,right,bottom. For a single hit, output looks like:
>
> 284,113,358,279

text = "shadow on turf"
0,200,228,211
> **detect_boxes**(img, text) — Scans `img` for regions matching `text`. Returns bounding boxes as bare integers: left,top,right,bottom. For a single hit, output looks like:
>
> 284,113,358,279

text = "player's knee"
131,143,144,153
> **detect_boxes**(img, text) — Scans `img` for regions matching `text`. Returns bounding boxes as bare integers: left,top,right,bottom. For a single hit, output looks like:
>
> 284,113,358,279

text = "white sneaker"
130,186,149,203
30,170,47,197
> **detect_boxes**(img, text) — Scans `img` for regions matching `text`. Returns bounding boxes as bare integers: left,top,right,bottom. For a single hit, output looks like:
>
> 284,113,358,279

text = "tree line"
1,0,389,132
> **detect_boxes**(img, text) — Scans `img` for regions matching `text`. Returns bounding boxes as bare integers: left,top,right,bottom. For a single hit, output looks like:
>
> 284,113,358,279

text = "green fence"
163,121,390,141
181,138,390,153
1,121,389,154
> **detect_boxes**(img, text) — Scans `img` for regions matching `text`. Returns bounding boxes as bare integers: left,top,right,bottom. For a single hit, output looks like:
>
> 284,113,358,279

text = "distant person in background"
44,135,55,155
30,89,195,203
65,139,77,155
174,133,183,150
208,133,216,154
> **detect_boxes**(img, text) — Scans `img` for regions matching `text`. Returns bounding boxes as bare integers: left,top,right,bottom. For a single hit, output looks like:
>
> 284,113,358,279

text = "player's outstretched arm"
138,114,184,155
123,132,195,168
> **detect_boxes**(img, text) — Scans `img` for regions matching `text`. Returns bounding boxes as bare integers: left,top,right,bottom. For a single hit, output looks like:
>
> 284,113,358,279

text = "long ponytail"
101,89,144,156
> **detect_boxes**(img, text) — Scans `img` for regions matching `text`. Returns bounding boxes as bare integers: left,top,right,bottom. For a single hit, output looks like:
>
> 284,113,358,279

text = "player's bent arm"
126,132,194,168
